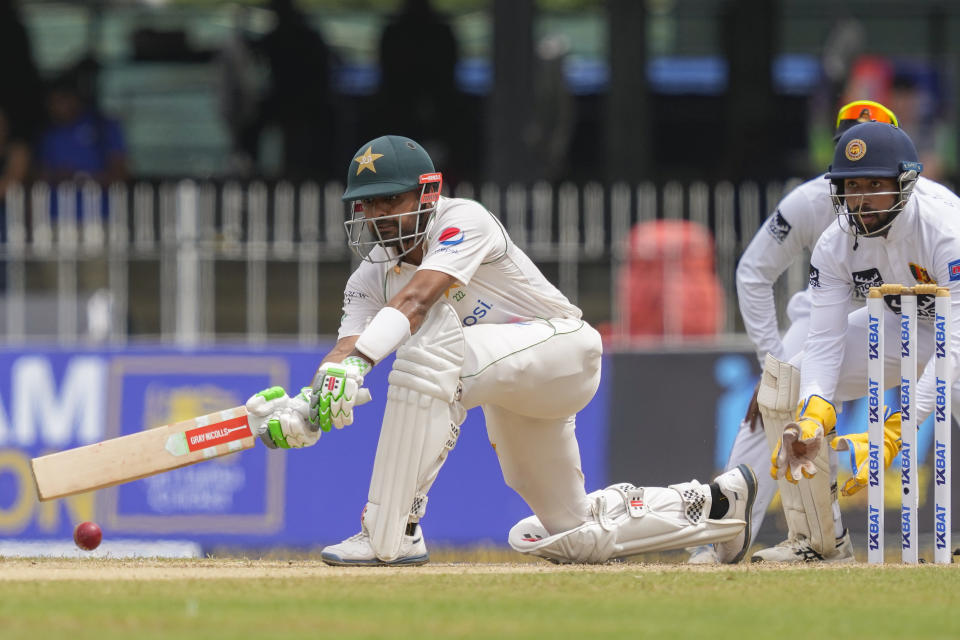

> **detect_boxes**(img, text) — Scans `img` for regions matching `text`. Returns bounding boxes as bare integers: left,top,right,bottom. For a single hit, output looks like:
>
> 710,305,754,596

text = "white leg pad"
508,481,744,564
366,302,465,561
757,354,835,554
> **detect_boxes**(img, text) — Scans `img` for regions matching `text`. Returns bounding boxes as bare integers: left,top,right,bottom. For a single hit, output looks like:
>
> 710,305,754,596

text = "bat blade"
30,406,255,501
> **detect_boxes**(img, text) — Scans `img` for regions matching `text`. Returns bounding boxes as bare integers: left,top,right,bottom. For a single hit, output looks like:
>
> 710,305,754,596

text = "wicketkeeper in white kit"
691,101,960,564
755,121,960,562
244,134,758,565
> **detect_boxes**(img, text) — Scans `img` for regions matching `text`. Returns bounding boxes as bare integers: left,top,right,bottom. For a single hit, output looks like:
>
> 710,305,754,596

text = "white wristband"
355,306,412,364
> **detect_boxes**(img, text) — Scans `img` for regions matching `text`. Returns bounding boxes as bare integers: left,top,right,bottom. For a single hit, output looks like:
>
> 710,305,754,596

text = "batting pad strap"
355,306,412,365
604,484,648,519
667,480,710,525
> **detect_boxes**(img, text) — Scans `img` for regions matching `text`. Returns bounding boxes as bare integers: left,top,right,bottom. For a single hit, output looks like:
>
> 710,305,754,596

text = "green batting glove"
310,357,371,431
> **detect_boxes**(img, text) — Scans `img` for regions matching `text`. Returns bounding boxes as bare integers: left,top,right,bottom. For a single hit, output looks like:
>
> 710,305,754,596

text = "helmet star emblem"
354,146,385,175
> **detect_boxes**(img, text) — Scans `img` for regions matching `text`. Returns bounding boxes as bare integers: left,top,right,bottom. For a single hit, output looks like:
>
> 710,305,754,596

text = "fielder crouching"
758,122,960,562
245,135,758,565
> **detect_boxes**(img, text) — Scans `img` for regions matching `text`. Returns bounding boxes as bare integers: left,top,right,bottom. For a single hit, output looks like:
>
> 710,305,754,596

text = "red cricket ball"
73,521,102,551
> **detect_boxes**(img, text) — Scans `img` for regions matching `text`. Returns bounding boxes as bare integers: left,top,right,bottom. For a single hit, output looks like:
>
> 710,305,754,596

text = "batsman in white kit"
243,134,757,565
759,121,960,562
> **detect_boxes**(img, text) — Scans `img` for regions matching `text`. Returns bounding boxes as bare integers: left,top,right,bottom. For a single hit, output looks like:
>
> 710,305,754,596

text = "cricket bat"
30,390,371,501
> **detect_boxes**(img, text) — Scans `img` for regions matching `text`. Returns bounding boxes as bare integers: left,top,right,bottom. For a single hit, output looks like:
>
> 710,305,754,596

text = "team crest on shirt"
949,259,960,282
909,262,936,285
766,210,792,244
808,265,821,289
851,267,883,299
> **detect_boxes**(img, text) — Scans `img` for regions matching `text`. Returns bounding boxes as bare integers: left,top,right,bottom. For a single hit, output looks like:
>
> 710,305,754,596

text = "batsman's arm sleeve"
338,262,388,341
418,200,506,287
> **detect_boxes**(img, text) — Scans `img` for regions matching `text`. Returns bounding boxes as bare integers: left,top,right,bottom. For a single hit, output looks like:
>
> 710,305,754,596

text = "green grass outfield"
1,558,959,640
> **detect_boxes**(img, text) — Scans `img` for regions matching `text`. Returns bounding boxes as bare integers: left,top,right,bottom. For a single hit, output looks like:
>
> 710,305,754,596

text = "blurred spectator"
216,5,261,176
0,106,29,292
841,56,894,108
821,18,866,100
526,35,576,182
255,0,336,179
375,0,462,172
0,108,31,203
888,67,947,180
614,220,725,340
841,55,948,180
37,61,129,184
0,0,45,144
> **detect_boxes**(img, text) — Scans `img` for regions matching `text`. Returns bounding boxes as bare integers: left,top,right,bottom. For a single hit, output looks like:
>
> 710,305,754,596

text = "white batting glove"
245,386,318,449
310,357,372,431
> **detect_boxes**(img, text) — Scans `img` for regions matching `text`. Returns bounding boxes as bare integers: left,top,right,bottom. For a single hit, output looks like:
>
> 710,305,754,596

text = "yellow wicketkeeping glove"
771,395,837,484
830,410,902,496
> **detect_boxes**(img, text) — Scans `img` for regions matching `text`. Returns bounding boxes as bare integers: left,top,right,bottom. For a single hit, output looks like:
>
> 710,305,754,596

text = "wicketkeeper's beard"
847,206,895,236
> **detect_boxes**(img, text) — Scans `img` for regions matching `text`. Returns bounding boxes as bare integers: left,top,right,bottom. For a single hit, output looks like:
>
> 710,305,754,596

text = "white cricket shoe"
321,523,429,567
713,464,758,564
750,529,855,563
686,545,720,565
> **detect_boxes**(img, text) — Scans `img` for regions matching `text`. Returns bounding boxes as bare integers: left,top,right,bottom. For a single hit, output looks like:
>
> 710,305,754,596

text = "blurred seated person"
615,220,725,339
37,68,129,185
376,0,460,168
0,107,30,202
0,106,31,290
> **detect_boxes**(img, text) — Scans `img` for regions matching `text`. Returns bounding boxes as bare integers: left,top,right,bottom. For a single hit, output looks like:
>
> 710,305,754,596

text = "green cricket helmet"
342,135,443,262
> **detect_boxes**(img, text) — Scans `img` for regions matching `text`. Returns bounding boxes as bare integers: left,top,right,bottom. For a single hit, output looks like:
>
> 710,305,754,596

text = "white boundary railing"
0,178,813,345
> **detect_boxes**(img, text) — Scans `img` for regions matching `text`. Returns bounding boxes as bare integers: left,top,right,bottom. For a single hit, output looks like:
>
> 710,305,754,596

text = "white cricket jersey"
801,182,960,422
338,195,581,338
737,175,949,362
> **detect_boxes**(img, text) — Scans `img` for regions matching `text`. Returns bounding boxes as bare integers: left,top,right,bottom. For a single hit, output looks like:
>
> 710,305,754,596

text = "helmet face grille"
344,183,439,263
825,121,922,239
340,136,440,263
829,171,919,239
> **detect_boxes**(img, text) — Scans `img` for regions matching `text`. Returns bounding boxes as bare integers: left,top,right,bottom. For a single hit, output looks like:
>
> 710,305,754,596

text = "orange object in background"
615,219,725,338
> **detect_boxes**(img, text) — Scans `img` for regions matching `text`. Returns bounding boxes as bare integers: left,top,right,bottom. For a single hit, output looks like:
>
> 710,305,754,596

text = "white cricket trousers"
459,317,603,534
